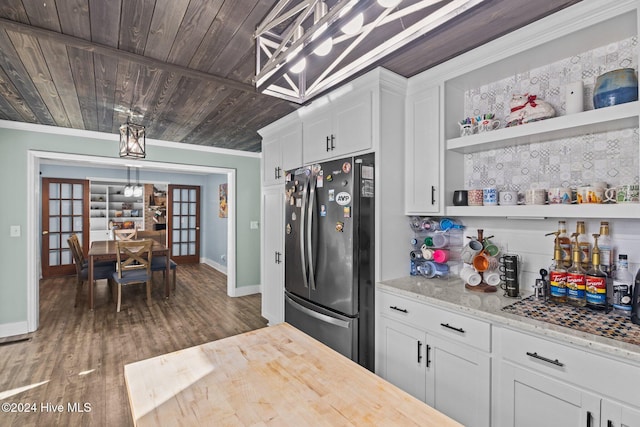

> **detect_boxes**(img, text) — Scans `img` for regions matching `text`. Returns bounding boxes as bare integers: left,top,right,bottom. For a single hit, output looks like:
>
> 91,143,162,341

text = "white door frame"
27,150,236,332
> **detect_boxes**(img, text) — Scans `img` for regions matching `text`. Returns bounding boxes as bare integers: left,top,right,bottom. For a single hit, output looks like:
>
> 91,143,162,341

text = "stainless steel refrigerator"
284,153,375,371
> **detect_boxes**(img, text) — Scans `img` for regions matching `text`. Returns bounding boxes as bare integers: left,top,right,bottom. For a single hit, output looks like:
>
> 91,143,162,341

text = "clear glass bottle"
566,235,586,307
612,254,633,315
585,234,607,310
575,221,590,269
549,236,567,303
598,221,613,276
558,220,571,268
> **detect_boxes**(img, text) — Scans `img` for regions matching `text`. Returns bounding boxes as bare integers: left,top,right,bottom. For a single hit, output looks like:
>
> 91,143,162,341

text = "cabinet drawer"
377,290,491,352
498,327,640,406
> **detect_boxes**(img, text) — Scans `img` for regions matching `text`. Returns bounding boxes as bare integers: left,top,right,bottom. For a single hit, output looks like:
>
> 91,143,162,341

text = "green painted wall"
0,126,261,328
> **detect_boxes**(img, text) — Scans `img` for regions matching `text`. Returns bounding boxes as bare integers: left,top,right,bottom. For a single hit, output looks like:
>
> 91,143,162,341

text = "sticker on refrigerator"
361,179,374,198
335,222,344,232
285,173,292,182
343,206,351,218
291,212,297,221
362,165,374,180
296,198,302,208
316,172,324,188
286,223,291,234
342,162,351,174
328,189,335,202
326,174,333,182
335,192,351,206
320,205,327,217
290,196,295,206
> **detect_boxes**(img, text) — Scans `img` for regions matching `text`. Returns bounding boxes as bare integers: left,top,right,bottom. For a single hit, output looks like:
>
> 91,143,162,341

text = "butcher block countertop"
124,323,461,426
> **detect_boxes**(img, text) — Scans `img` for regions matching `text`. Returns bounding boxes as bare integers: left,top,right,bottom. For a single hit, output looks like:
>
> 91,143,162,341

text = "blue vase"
593,68,638,109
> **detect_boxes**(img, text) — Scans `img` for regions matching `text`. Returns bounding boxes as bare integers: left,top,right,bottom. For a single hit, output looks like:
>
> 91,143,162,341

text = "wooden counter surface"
124,323,462,426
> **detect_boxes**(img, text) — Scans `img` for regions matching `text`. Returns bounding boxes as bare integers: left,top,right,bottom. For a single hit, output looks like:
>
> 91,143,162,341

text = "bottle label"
549,270,567,297
612,280,631,305
560,243,571,264
585,275,607,305
566,272,586,299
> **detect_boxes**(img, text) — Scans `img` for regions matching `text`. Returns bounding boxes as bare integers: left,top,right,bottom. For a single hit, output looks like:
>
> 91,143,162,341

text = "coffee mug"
460,264,482,286
499,191,518,206
577,186,603,204
483,239,500,257
453,190,468,206
604,188,617,203
525,189,547,205
478,119,501,133
547,187,571,204
472,252,491,272
615,184,640,203
484,269,501,286
468,189,484,206
459,123,477,137
420,244,434,260
483,187,498,206
460,239,483,264
432,249,449,263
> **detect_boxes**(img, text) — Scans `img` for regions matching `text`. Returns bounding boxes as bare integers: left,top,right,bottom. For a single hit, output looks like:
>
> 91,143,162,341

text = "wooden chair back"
114,228,138,240
136,230,166,245
67,234,84,274
115,239,153,279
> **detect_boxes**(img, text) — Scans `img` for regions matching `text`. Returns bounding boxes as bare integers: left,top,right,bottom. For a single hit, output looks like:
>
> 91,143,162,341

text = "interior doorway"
27,150,237,333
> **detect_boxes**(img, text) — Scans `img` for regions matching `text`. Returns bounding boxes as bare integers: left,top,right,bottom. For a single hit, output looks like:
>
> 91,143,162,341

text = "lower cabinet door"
602,399,640,427
426,335,491,427
499,361,600,427
377,316,426,401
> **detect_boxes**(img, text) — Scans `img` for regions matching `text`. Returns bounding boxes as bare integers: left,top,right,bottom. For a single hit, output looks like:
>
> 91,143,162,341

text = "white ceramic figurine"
506,93,555,126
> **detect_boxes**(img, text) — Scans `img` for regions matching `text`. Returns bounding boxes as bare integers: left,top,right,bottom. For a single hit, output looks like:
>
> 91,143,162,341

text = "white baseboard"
0,321,29,339
201,258,260,296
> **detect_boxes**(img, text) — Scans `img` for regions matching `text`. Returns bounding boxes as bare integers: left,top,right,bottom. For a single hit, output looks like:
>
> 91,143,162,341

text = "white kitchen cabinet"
260,187,284,325
376,289,491,427
261,119,302,187
302,89,372,164
405,84,441,215
602,399,640,427
499,361,601,427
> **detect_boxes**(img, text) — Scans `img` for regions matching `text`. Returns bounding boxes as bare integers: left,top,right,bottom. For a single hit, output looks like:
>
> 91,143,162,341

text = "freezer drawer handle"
286,296,350,328
525,351,564,367
417,341,422,363
389,305,408,313
440,323,465,334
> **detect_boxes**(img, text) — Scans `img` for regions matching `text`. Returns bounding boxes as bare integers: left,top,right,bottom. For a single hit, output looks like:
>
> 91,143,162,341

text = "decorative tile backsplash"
463,37,639,191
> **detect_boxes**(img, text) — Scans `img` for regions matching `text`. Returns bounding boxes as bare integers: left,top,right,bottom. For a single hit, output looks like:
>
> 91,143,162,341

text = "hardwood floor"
0,264,267,426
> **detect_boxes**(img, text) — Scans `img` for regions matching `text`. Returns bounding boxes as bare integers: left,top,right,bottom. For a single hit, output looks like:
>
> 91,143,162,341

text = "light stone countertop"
378,276,640,364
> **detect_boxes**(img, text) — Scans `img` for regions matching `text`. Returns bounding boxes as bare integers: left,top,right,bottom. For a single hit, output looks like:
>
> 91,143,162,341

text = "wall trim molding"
0,119,262,159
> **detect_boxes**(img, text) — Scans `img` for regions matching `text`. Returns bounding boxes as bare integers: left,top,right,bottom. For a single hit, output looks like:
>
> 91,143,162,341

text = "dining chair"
114,227,138,241
112,239,153,312
137,230,178,291
67,235,115,307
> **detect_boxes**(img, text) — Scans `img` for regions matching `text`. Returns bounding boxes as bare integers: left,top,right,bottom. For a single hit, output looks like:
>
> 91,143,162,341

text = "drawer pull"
607,420,613,427
440,323,465,334
526,351,564,367
417,341,422,363
390,305,408,313
587,411,592,427
426,344,431,367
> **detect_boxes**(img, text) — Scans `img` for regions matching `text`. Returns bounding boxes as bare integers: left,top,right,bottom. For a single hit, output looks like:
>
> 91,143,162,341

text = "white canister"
565,81,584,114
483,187,498,206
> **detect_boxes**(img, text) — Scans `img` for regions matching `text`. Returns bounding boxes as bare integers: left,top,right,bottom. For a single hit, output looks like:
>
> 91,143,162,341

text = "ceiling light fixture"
255,0,487,104
124,167,134,197
119,120,146,159
133,167,143,198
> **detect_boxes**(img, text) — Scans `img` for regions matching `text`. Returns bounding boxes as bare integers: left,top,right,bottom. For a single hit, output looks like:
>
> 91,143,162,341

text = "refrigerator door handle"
306,169,317,290
299,175,310,288
286,295,351,329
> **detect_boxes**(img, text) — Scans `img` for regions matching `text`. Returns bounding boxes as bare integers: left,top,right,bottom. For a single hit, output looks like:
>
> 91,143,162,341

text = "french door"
41,178,89,278
168,185,200,264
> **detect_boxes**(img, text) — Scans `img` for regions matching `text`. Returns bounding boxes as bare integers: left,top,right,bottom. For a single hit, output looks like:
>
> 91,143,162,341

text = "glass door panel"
167,184,200,264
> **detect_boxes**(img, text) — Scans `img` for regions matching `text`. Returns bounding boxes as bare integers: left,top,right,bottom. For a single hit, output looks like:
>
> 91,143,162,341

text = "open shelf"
446,102,639,154
445,203,640,219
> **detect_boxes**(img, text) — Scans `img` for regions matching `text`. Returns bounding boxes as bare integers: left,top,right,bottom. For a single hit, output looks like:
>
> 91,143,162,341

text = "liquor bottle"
575,221,590,269
566,233,586,307
546,231,567,303
598,221,613,275
557,220,571,268
612,254,633,315
585,234,607,310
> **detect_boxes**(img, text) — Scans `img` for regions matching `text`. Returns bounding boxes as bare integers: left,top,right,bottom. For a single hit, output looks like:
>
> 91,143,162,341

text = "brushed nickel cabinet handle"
526,351,564,367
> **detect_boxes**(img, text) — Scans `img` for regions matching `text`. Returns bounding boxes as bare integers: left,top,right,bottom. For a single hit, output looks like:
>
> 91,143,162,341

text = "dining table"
88,239,171,310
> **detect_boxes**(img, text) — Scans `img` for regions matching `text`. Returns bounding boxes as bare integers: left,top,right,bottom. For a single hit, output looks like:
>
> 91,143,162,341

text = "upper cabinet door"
405,85,441,215
303,90,373,164
262,120,303,187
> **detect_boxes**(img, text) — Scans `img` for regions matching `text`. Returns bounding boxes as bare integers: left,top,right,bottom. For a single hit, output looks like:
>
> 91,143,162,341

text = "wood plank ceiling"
0,0,581,153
